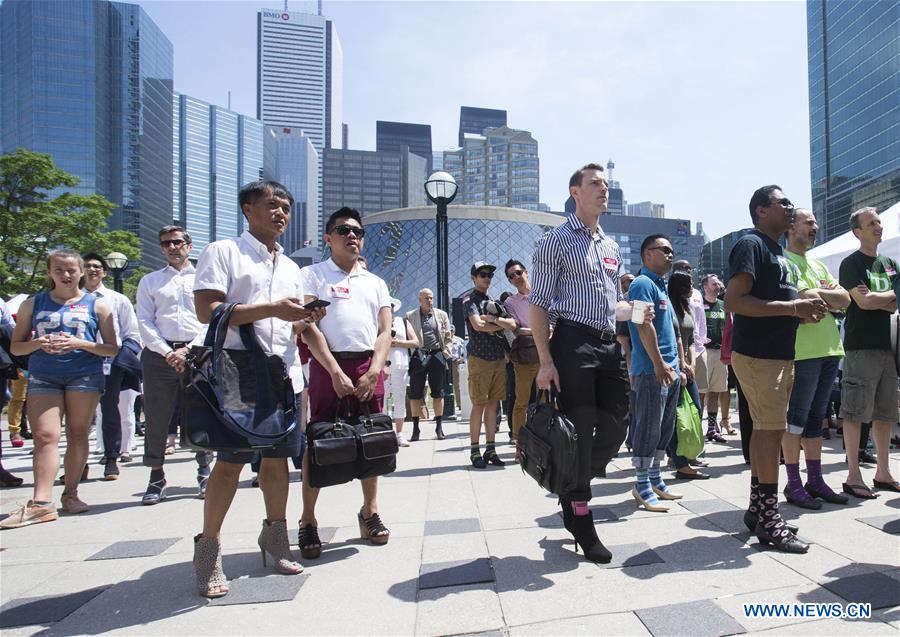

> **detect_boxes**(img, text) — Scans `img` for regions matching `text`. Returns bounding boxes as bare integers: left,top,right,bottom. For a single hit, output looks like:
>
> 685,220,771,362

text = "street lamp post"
105,252,129,294
424,172,458,313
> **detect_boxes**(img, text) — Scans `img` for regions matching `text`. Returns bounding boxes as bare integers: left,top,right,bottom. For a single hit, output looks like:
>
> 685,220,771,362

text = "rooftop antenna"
227,90,231,110
284,1,288,10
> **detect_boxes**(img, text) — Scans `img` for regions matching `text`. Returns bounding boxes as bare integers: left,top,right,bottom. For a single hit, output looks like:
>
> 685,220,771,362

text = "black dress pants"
551,323,629,502
100,363,126,460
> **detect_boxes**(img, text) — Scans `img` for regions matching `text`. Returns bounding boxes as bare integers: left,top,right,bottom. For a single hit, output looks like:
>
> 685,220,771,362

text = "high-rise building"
443,126,540,210
376,121,432,174
322,148,426,219
605,159,625,215
807,0,900,242
458,106,507,147
257,7,342,211
627,201,666,218
264,126,319,255
596,216,706,274
699,229,754,282
172,93,266,256
1,0,174,268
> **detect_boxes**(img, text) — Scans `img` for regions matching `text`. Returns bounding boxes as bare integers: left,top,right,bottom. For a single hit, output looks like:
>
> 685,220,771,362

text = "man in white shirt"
136,227,211,505
298,207,393,560
191,180,324,598
82,253,142,479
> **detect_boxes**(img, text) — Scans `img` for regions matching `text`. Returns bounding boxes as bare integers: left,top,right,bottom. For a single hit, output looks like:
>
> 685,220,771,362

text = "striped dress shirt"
530,213,624,333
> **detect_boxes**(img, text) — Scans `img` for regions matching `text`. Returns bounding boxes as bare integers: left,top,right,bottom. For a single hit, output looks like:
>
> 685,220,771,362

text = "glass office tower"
0,0,174,268
807,0,900,241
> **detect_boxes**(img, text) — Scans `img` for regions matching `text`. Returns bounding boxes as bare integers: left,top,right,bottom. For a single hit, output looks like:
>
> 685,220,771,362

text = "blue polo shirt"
627,268,679,376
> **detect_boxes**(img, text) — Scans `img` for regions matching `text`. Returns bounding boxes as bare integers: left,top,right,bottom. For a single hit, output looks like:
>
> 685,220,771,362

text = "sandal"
842,482,879,499
872,480,900,493
358,508,390,545
193,534,229,598
297,523,322,559
164,444,176,455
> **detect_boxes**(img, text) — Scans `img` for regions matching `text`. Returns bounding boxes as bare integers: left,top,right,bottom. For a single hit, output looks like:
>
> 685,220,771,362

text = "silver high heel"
257,519,303,574
193,534,228,598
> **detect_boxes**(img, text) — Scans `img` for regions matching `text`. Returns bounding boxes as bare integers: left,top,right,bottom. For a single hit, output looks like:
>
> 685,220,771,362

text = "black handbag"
518,389,579,496
181,303,297,452
307,400,398,488
509,334,539,365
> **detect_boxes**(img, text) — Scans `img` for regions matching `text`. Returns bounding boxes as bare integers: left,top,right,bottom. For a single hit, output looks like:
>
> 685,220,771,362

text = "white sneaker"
396,432,410,447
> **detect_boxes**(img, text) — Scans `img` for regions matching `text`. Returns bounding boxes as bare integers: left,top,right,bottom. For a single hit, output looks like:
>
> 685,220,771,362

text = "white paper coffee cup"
631,300,648,324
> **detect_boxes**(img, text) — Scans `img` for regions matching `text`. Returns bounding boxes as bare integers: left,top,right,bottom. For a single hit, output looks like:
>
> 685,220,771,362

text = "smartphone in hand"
304,299,331,310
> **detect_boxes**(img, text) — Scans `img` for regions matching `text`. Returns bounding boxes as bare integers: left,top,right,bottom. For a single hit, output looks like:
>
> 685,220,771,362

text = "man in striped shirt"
530,162,643,564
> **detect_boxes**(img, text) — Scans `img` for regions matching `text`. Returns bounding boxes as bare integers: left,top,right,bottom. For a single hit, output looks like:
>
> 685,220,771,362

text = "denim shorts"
28,372,105,396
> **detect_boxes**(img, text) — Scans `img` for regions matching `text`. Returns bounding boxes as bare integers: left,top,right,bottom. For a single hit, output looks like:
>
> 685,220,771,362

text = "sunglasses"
648,246,674,255
160,239,186,248
333,224,365,238
507,269,525,280
477,271,494,279
770,197,794,209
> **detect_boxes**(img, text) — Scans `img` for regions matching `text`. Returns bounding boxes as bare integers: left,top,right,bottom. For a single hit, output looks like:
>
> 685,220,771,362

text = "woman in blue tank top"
1,250,118,529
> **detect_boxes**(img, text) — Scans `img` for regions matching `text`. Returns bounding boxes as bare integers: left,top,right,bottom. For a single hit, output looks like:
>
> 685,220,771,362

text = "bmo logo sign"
262,9,291,20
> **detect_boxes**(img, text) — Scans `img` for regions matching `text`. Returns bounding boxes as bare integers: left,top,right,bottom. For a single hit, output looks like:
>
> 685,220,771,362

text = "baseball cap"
470,261,497,275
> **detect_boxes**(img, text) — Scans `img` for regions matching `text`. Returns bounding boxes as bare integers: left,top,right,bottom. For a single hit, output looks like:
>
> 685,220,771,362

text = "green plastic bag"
675,386,704,460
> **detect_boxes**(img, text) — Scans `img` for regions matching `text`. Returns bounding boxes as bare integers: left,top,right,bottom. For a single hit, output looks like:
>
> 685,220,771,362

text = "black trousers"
551,323,629,501
100,364,126,460
733,370,753,464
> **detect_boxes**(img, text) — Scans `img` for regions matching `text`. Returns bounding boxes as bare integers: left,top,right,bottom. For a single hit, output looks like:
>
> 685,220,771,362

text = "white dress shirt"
193,231,305,392
92,283,141,346
300,258,390,352
136,263,203,356
690,288,708,355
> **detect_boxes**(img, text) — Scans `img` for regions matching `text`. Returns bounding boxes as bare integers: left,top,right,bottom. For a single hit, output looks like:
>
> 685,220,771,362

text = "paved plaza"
0,412,898,636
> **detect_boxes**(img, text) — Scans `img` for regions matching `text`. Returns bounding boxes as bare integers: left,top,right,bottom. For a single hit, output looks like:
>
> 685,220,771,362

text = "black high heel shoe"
559,498,575,534
744,510,798,534
569,511,612,564
755,523,809,553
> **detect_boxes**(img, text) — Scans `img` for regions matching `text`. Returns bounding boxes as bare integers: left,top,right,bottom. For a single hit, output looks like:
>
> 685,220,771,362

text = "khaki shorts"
730,352,794,431
468,355,507,405
695,348,729,393
841,349,899,423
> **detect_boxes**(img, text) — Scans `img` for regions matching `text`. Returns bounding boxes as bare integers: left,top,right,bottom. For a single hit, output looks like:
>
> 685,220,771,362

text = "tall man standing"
530,163,637,563
782,209,850,508
81,253,142,479
136,227,212,504
838,207,899,498
406,288,453,441
698,274,733,438
725,185,826,553
463,262,517,468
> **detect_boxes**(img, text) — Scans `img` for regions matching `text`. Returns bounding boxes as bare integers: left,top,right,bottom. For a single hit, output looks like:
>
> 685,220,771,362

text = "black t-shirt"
729,230,800,360
703,298,726,349
839,251,899,351
463,289,507,361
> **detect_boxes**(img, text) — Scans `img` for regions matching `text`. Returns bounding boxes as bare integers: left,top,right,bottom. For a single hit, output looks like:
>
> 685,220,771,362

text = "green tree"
0,149,140,298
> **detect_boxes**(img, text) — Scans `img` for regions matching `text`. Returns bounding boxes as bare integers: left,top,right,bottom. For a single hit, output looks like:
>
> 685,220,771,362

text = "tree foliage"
0,149,141,298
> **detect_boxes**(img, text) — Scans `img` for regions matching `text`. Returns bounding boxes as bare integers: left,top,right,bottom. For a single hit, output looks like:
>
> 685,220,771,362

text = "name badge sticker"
658,299,668,312
68,304,89,315
330,285,351,300
602,257,618,271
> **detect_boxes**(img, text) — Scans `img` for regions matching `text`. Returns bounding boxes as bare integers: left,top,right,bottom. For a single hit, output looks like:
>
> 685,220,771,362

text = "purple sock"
784,463,814,502
571,501,589,516
805,458,835,494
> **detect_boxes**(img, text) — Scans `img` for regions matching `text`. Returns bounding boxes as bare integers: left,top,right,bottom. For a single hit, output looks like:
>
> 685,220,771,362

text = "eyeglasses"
648,246,675,255
507,269,525,280
477,271,494,279
770,198,794,209
332,224,366,238
160,239,186,248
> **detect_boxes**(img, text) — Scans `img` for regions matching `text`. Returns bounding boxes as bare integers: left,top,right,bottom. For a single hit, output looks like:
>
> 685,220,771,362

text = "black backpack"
517,390,579,496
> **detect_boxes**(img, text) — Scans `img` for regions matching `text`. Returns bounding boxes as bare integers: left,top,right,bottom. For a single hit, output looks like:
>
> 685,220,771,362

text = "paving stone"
0,587,108,628
856,515,900,535
419,558,495,590
424,517,481,535
208,573,309,606
510,611,651,636
85,538,181,561
635,599,746,637
822,572,900,610
603,542,664,569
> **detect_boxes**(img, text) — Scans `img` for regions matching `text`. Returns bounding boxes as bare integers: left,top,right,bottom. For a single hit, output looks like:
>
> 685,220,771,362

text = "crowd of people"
0,167,897,597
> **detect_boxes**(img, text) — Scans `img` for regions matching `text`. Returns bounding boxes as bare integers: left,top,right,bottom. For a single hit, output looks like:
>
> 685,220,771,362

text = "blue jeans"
787,356,840,438
667,379,703,469
631,373,681,469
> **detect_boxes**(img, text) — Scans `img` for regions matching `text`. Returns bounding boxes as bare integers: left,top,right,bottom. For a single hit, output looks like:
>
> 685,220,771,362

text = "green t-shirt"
838,251,899,351
785,251,844,360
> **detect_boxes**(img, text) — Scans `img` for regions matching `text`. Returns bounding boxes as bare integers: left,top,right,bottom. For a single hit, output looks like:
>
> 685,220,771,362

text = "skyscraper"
322,148,426,219
443,126,540,211
458,106,507,147
807,0,900,242
264,126,319,255
376,121,432,172
172,93,266,256
1,0,174,268
627,201,665,219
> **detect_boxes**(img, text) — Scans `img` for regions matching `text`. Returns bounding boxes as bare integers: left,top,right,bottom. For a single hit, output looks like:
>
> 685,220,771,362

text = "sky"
135,0,813,240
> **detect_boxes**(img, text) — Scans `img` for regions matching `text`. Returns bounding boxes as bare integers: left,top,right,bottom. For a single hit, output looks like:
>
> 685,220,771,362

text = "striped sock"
636,468,658,503
470,444,481,460
485,442,496,457
649,463,669,493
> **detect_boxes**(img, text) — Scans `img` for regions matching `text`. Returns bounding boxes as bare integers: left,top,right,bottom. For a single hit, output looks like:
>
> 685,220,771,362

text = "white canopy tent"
808,201,900,274
5,293,28,315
